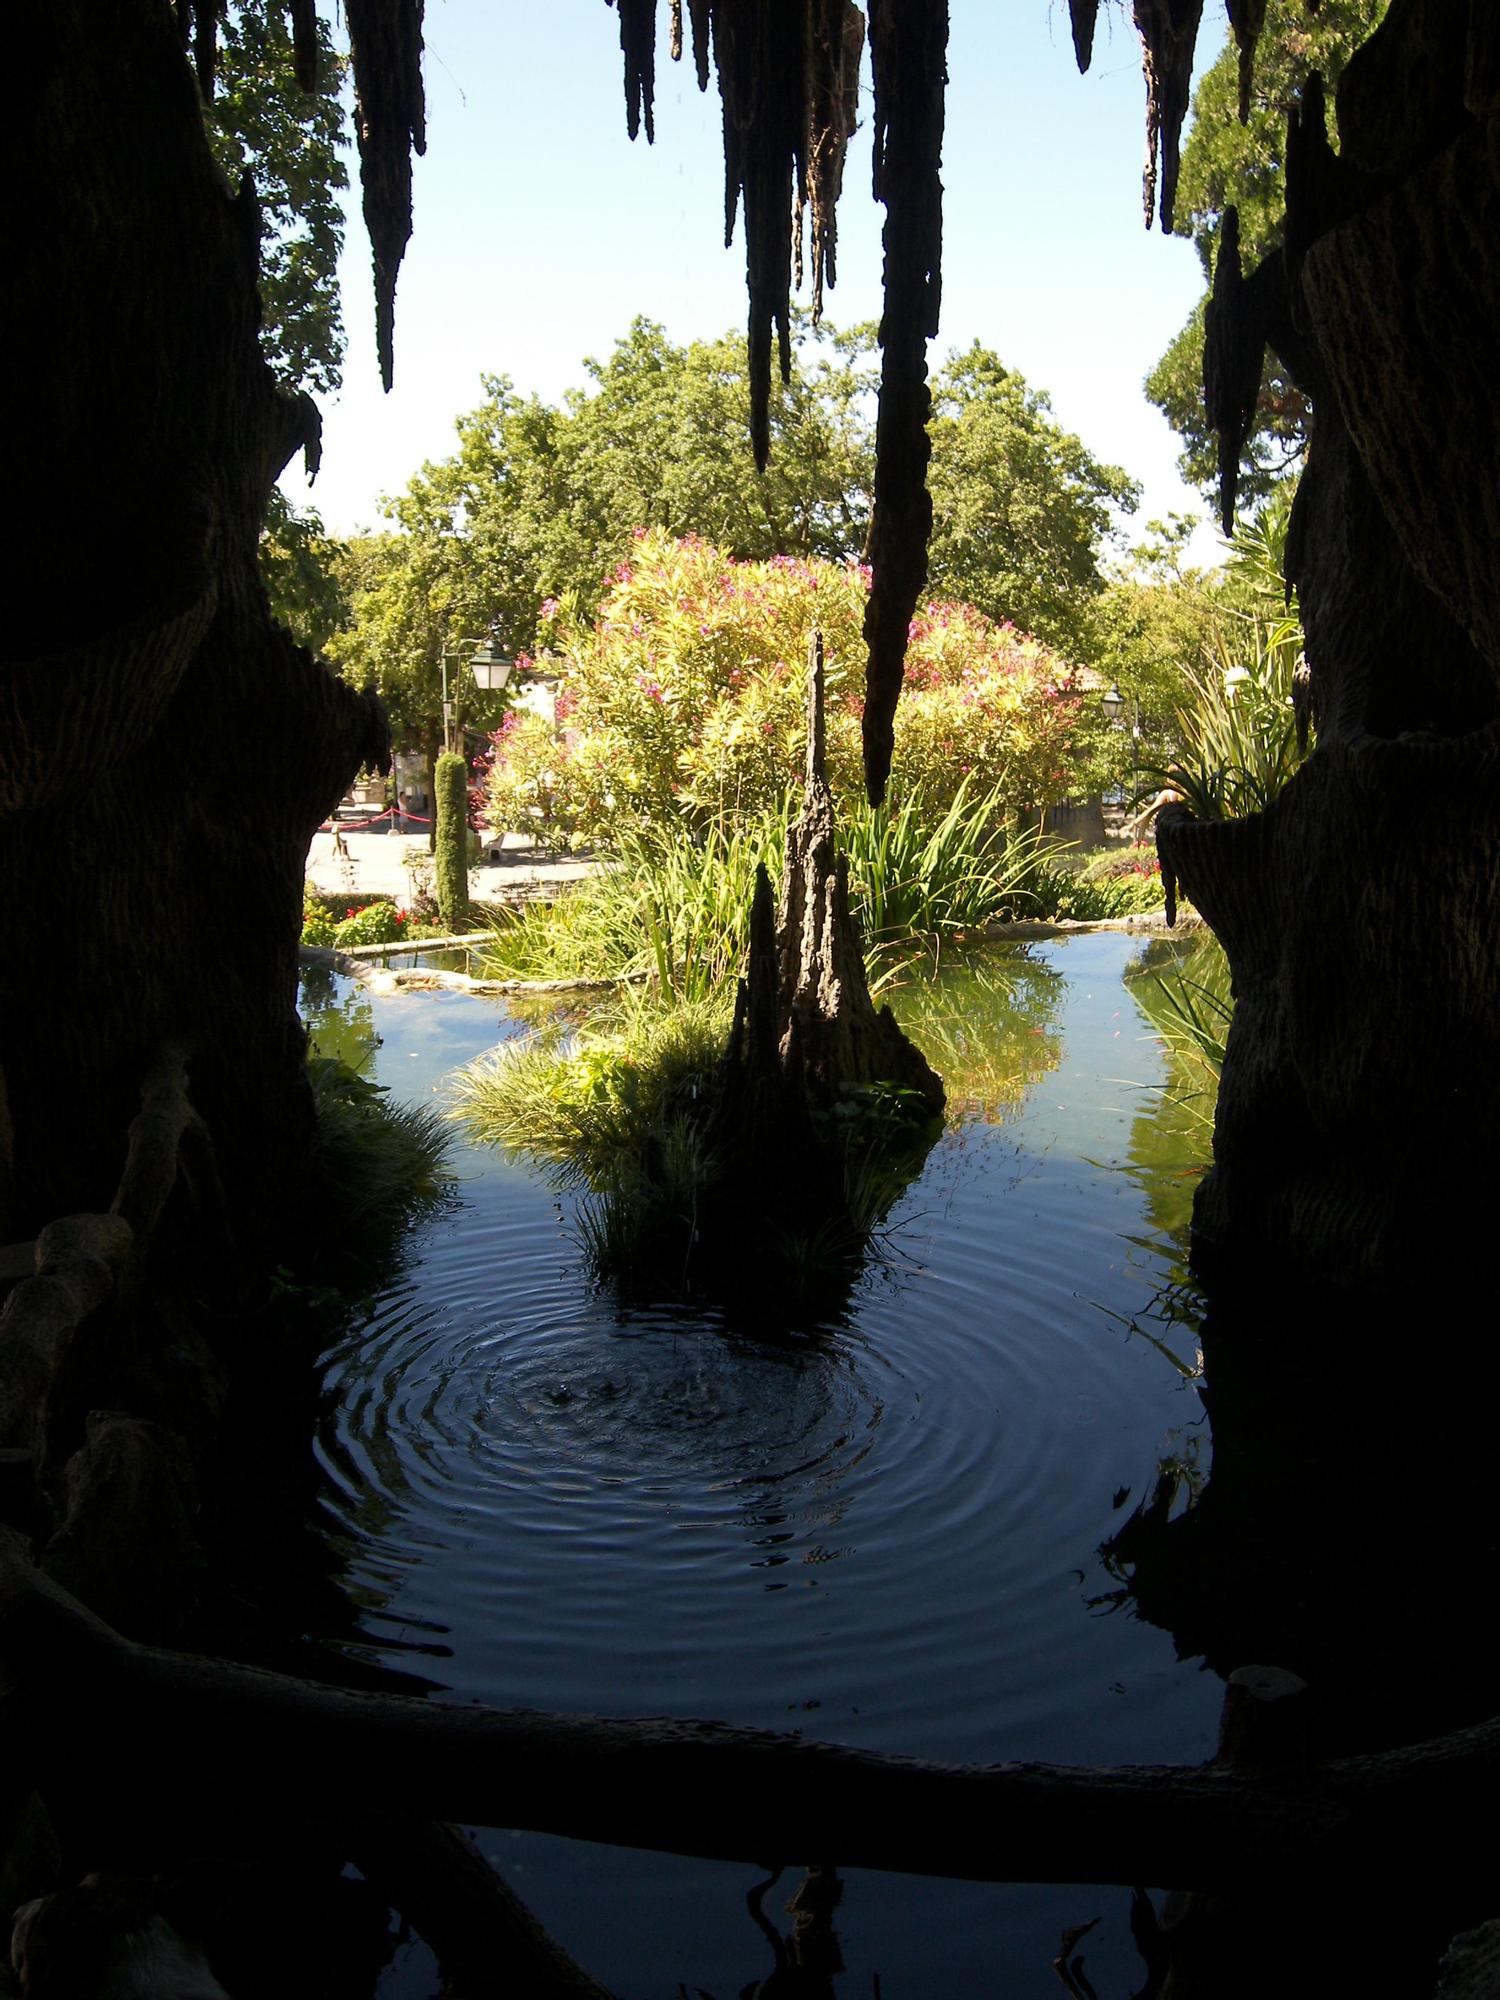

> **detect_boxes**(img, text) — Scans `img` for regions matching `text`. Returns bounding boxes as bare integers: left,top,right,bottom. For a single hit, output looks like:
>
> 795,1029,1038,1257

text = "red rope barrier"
315,806,437,834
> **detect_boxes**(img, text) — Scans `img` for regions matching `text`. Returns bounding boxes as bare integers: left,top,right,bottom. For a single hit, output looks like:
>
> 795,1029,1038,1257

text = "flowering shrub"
485,530,1086,847
332,900,408,948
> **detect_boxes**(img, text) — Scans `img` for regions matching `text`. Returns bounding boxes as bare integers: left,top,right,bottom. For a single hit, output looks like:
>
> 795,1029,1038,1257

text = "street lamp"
442,638,516,751
1100,684,1125,724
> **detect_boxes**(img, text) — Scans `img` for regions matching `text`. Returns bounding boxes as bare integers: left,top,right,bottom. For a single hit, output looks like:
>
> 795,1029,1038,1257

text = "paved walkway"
304,822,598,904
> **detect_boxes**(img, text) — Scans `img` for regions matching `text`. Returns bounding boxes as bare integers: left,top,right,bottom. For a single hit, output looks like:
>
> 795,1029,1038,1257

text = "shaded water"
298,935,1226,1998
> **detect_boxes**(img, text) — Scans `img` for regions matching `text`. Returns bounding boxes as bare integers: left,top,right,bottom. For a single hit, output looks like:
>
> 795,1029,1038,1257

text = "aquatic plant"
452,993,729,1187
1130,936,1233,1128
479,780,1070,998
303,1052,453,1274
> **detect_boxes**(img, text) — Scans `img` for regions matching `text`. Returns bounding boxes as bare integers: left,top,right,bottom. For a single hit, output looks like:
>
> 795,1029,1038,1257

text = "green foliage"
330,900,408,947
203,2,349,397
325,532,511,759
1082,516,1228,788
1147,494,1310,819
1129,936,1233,1131
306,1053,453,1265
486,531,1087,847
925,345,1139,658
480,808,785,993
332,316,1135,681
301,885,336,946
1145,0,1389,502
260,490,347,650
1032,846,1170,921
434,753,471,930
452,995,728,1191
841,784,1051,946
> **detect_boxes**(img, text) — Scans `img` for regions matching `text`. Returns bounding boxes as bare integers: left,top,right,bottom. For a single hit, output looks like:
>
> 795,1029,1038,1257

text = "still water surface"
300,934,1224,1999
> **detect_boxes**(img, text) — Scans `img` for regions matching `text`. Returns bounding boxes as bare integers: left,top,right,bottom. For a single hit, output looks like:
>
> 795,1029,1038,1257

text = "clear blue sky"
292,1,1227,562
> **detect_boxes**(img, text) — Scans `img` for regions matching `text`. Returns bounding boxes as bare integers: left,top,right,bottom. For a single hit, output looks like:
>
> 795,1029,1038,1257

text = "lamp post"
441,638,515,752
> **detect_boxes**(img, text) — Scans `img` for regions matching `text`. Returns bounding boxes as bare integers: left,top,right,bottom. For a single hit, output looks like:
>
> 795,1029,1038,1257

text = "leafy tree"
1084,515,1231,779
326,531,511,843
1144,0,1387,504
203,1,349,397
926,344,1139,660
352,317,1134,676
395,315,874,657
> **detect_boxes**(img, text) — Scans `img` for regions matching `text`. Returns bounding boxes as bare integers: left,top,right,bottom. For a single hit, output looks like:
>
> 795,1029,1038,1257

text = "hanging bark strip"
609,5,860,471
797,1,864,318
1132,0,1205,230
288,0,319,93
1068,0,1100,73
611,0,658,143
1203,207,1263,534
1226,0,1268,121
344,0,427,391
711,1,804,469
861,0,947,806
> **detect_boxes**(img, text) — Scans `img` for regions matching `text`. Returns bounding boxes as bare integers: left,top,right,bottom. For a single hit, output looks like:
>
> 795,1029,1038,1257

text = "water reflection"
291,941,1236,2000
299,959,382,1074
883,944,1065,1123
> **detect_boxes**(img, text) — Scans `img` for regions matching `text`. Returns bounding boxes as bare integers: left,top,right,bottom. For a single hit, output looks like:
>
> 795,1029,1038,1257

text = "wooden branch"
348,1820,615,2000
1,1539,1496,1896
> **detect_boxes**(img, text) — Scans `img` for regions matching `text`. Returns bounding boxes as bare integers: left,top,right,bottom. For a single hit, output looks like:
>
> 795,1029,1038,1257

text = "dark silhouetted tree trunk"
1161,1,1499,1293
4,3,385,1254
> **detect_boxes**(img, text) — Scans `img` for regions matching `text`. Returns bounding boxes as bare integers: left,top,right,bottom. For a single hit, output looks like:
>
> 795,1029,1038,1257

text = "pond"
297,933,1225,1999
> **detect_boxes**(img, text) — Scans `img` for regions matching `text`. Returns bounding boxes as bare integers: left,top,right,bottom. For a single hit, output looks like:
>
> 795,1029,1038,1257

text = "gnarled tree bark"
1159,0,1500,1292
5,1,385,1259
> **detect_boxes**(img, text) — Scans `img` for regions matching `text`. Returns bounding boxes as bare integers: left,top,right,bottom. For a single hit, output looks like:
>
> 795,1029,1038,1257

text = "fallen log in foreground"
1,1537,1495,1896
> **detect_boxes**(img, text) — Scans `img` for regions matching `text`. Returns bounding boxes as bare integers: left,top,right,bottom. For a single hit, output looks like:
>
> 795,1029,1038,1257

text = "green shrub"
435,751,471,930
301,888,337,946
332,899,407,948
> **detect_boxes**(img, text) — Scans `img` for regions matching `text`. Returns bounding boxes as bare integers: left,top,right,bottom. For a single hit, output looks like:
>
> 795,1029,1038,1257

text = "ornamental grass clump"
451,994,728,1191
479,805,787,992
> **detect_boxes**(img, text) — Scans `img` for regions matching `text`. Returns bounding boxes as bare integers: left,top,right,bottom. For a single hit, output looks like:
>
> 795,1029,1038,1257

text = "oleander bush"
485,530,1089,849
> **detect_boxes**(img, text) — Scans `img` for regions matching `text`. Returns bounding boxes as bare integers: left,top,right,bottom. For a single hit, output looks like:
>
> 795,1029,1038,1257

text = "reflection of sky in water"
299,937,1222,2000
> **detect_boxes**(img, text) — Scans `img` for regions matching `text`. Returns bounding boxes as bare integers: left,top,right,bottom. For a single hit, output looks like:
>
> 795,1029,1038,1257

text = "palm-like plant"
1143,494,1311,822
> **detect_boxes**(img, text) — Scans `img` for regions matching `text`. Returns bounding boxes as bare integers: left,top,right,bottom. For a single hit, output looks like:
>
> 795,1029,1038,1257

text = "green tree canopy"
325,531,511,776
1145,0,1387,505
925,344,1139,657
341,315,1137,701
